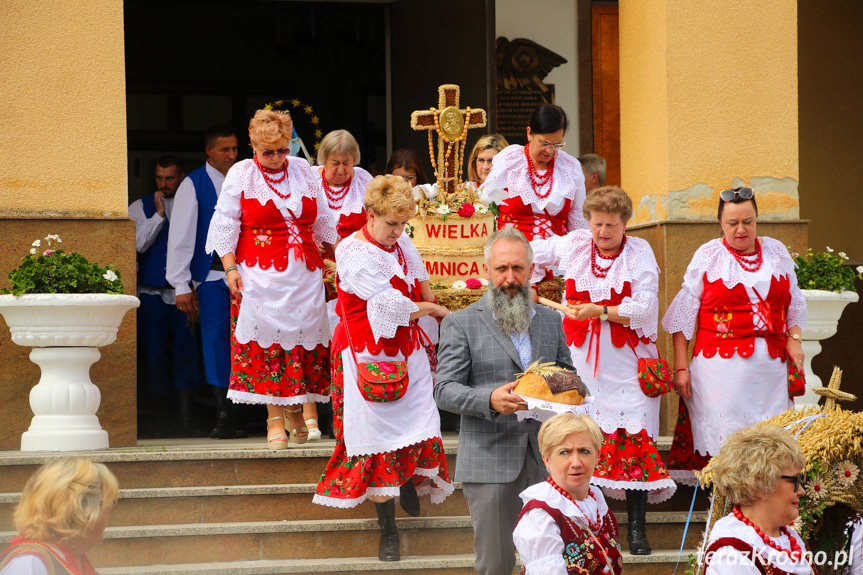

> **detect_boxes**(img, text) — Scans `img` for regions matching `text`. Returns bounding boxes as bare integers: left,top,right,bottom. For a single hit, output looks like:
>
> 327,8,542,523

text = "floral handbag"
624,330,673,398
788,359,806,399
345,321,409,403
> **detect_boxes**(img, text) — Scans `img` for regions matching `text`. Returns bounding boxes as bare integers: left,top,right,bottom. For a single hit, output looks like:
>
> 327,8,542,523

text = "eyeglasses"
259,148,290,159
719,186,754,202
534,139,566,151
476,158,494,165
780,474,805,491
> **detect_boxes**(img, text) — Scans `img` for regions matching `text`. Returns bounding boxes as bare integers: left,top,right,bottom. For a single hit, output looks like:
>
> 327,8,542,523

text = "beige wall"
0,0,128,216
496,0,579,149
620,0,799,224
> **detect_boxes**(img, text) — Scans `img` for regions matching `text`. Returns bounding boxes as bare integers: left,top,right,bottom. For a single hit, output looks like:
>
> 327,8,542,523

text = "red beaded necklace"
546,477,601,532
722,237,762,272
362,224,407,274
322,171,352,210
591,235,627,278
732,505,802,561
53,542,99,575
254,156,290,199
524,144,555,199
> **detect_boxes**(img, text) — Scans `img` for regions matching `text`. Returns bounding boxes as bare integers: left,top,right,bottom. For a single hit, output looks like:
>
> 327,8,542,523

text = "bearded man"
434,226,576,575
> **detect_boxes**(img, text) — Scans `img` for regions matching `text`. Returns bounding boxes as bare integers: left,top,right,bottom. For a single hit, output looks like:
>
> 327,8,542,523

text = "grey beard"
490,281,534,336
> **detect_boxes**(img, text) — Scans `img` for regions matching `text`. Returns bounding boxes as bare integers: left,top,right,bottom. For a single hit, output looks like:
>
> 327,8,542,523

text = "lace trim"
483,145,585,212
312,470,453,509
519,480,609,521
590,477,677,504
662,287,702,340
227,390,330,405
233,302,331,350
335,235,428,290
707,515,812,574
327,166,373,216
345,429,443,458
206,211,241,258
668,470,698,487
230,158,318,211
366,288,418,342
698,237,797,289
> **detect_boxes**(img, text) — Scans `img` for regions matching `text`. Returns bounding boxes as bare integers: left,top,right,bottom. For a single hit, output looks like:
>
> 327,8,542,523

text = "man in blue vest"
130,156,203,437
166,125,246,439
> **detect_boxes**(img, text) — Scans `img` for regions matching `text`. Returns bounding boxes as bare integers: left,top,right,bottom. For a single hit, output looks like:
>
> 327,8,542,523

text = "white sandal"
305,418,322,442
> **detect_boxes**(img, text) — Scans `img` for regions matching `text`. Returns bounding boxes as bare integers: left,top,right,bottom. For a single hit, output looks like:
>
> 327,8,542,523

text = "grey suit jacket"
434,292,575,483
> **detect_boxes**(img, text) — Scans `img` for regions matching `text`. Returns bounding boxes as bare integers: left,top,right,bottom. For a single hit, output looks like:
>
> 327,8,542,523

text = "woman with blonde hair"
529,185,676,555
702,425,814,574
206,108,338,450
314,175,453,562
513,413,622,575
468,133,508,186
0,457,118,574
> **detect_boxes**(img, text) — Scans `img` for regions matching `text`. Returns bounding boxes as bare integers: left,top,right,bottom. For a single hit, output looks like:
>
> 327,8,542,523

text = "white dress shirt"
129,195,175,305
166,162,227,296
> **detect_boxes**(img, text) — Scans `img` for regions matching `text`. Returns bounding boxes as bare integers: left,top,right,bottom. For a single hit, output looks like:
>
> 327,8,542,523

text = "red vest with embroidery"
337,210,367,240
496,195,571,240
564,279,649,349
693,274,790,361
515,499,623,575
331,275,423,356
234,195,324,272
703,536,816,575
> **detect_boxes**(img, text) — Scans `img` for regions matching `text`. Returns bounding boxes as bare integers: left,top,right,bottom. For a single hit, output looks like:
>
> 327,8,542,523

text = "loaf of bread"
513,361,588,406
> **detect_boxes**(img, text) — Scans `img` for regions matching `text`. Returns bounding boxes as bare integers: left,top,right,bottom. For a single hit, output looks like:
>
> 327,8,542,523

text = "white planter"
797,289,859,408
0,294,139,451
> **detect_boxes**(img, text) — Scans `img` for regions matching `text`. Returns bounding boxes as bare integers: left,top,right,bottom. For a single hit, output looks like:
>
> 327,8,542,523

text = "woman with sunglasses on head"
661,187,807,485
703,425,814,575
205,108,338,450
482,106,588,277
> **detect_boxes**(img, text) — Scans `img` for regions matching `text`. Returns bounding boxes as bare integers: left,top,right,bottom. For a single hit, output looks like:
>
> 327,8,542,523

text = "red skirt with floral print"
314,352,452,507
668,398,712,472
592,428,676,502
228,295,330,402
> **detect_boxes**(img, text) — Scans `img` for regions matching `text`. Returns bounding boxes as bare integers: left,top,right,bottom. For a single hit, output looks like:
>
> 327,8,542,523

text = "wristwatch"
599,305,609,322
786,331,802,341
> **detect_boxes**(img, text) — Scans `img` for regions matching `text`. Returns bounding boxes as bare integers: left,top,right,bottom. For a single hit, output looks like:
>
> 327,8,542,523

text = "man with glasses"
167,125,246,439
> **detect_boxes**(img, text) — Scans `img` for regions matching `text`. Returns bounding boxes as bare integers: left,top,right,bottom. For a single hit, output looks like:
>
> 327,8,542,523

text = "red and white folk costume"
661,237,807,485
317,165,373,240
482,144,588,241
531,230,676,503
313,233,453,508
205,157,337,406
513,480,623,575
703,515,816,575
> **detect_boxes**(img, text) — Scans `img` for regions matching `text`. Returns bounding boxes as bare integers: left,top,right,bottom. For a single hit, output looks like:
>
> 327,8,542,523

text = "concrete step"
96,550,696,575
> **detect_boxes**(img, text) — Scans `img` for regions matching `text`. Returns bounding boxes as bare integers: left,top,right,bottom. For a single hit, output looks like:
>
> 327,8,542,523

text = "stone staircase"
0,435,709,574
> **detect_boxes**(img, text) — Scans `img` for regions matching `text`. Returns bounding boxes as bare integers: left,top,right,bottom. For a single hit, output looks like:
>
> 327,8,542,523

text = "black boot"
399,480,421,517
373,500,400,561
174,389,206,438
210,385,247,439
626,490,652,555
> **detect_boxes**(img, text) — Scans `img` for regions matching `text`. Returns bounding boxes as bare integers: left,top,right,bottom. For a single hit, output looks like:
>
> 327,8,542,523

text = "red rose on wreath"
465,278,482,289
457,202,475,217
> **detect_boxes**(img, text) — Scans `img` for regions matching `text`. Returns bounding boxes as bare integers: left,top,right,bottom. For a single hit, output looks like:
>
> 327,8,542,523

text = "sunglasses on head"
719,187,754,202
780,474,804,491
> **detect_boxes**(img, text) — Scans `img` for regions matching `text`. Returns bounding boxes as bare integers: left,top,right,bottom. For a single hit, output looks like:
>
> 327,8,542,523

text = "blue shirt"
495,308,536,369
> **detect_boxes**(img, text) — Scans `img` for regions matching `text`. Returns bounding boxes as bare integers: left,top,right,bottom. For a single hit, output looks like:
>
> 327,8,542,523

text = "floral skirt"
667,398,713,486
313,352,453,508
591,428,677,504
227,295,330,405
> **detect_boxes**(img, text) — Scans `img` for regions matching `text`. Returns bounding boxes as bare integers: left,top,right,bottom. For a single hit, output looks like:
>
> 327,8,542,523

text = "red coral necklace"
722,237,762,272
591,235,627,278
524,144,554,199
254,156,290,199
53,542,99,575
546,477,601,532
732,505,802,561
322,171,352,210
362,224,406,274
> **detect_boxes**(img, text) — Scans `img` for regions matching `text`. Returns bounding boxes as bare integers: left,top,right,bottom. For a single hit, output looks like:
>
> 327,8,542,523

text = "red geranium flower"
457,202,475,217
465,278,482,289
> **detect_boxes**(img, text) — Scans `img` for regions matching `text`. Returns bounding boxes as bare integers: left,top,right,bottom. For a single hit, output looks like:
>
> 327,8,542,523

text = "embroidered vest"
331,275,423,356
337,210,367,240
703,537,814,575
564,279,649,349
515,500,623,575
496,195,571,240
693,274,790,361
137,194,171,288
234,195,324,272
0,536,97,574
187,165,219,282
